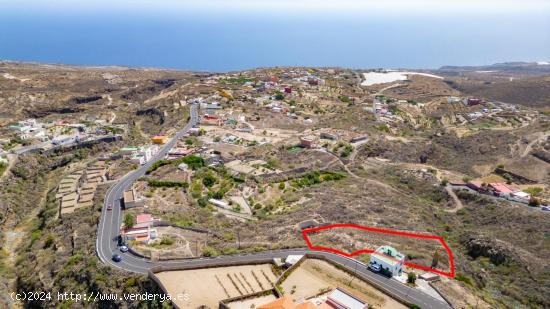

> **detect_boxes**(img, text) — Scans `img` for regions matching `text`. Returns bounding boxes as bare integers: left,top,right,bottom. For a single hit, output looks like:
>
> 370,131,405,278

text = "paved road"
95,104,451,309
450,184,549,213
96,104,199,273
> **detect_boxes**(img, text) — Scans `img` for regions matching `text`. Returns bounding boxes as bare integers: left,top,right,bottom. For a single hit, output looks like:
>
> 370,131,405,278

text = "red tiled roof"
489,183,513,194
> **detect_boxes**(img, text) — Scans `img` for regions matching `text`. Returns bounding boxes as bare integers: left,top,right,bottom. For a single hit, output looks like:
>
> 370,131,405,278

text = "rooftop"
373,245,405,266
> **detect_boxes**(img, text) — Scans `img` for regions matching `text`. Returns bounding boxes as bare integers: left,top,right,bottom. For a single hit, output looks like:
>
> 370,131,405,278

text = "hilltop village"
1,62,549,309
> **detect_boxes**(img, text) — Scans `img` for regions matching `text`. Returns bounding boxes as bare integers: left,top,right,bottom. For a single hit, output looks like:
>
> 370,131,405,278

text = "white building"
369,245,405,277
129,145,159,165
447,96,461,104
509,191,531,204
325,288,369,309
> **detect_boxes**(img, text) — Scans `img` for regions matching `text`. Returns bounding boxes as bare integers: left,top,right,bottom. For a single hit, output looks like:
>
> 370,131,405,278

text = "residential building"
369,245,405,277
52,135,79,146
324,288,369,309
300,136,315,148
123,226,158,243
258,296,316,309
119,146,139,156
350,135,368,143
130,153,146,165
152,135,168,144
188,128,200,136
166,147,195,160
447,96,461,104
122,189,144,209
201,115,223,126
320,132,338,140
135,213,158,228
285,255,304,267
257,288,368,309
127,145,159,165
488,183,514,197
464,98,482,106
509,191,531,203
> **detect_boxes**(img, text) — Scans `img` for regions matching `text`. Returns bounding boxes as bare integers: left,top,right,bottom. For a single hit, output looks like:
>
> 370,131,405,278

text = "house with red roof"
488,183,514,197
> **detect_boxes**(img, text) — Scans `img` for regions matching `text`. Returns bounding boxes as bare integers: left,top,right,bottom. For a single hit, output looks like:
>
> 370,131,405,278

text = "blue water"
0,9,549,72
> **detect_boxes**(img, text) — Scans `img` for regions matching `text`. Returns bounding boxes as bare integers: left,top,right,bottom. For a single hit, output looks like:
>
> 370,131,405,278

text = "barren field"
225,294,277,309
154,264,278,308
306,227,452,274
281,259,405,309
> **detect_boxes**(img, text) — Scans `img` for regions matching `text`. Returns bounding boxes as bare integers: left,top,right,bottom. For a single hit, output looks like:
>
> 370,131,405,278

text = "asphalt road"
95,104,451,309
96,104,199,273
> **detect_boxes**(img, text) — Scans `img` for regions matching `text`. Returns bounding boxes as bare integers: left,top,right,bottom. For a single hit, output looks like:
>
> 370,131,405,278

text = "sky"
2,0,550,14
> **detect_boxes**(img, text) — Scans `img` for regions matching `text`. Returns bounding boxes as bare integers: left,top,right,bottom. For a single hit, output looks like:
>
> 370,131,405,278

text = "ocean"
0,9,549,72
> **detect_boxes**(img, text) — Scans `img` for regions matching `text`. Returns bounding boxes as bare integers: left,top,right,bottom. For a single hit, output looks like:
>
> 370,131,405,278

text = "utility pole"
348,260,358,286
237,228,241,250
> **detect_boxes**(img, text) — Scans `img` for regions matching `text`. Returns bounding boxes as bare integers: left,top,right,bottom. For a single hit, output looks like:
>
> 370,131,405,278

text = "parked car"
541,206,550,211
368,263,381,272
120,245,129,253
107,204,113,211
112,254,122,262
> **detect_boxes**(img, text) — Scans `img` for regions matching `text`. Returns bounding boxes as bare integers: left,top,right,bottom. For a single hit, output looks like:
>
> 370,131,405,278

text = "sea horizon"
1,4,549,72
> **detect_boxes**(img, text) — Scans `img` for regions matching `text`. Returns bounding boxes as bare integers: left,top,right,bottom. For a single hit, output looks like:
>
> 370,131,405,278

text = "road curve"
95,104,451,309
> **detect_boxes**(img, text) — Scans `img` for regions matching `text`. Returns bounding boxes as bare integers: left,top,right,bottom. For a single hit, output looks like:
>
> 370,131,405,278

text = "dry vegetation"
0,62,549,308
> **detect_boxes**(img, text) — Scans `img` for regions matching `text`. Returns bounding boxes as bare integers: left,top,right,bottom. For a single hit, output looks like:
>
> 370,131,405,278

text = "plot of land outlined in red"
301,223,455,278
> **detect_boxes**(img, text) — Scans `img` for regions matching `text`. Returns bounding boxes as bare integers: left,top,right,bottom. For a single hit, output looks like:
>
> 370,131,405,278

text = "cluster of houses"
119,145,160,165
6,118,124,146
467,181,534,204
120,189,159,244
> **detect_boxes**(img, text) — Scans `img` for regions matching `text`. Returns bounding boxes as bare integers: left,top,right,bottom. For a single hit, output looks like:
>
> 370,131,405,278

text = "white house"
369,245,405,277
509,191,531,204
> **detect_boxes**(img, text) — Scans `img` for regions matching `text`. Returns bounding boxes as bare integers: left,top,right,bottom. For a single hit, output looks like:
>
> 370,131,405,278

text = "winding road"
95,104,452,309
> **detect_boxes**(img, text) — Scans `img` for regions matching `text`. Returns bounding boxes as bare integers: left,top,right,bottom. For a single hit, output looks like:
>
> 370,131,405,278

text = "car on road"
120,245,129,253
112,254,122,262
107,203,113,211
368,263,381,272
542,206,550,211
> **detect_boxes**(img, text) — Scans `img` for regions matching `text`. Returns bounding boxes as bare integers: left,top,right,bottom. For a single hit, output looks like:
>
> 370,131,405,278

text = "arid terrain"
0,61,549,309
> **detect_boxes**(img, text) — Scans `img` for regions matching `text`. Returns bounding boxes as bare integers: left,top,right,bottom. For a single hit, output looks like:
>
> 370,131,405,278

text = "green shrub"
523,187,543,196
146,159,171,174
202,246,219,257
202,174,217,187
0,162,7,176
160,236,174,246
124,213,136,228
147,179,189,188
455,273,473,286
338,95,351,103
291,171,345,188
173,155,206,170
407,272,417,284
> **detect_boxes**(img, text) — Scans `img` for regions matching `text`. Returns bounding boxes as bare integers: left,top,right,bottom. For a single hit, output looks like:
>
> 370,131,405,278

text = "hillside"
0,62,549,309
446,76,550,108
